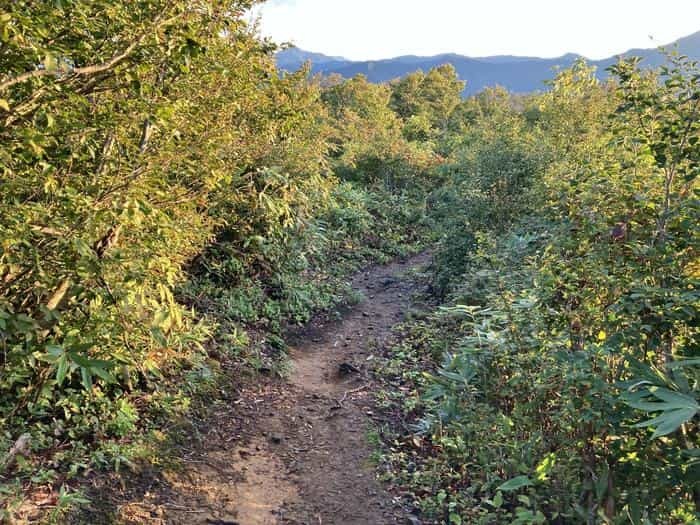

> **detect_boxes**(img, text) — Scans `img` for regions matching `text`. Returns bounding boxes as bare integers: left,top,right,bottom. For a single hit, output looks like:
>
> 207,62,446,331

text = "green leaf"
90,365,115,383
517,495,531,506
650,387,699,410
497,475,532,492
150,326,168,347
80,367,93,390
38,345,64,364
634,408,698,437
628,496,642,525
56,354,70,385
651,408,697,438
493,491,503,508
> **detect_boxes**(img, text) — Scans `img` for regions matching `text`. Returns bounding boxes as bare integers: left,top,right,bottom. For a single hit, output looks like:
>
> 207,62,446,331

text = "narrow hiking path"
78,253,431,525
164,252,431,525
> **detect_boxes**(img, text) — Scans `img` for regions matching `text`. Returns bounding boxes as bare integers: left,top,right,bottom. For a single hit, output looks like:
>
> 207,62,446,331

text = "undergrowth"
375,59,699,525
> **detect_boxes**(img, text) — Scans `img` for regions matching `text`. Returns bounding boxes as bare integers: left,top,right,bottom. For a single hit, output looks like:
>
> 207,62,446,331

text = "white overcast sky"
250,1,700,60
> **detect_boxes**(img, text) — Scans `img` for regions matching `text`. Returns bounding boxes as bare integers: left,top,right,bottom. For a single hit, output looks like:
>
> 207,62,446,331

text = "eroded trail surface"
235,253,430,525
81,253,429,525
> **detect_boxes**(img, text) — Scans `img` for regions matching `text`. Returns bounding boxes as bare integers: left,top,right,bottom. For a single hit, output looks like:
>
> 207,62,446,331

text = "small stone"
270,433,283,444
338,362,360,376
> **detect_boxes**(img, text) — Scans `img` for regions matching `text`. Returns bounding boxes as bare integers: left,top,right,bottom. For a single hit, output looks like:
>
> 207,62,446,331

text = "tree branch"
0,39,142,92
0,12,183,93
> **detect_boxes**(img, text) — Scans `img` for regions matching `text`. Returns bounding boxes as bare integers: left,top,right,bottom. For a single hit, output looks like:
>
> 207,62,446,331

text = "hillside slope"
277,30,700,94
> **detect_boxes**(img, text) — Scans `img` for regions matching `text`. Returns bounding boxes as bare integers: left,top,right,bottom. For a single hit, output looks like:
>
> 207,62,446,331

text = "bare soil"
72,253,431,525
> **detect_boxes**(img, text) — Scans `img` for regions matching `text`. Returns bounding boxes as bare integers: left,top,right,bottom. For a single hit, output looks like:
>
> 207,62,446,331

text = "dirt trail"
79,253,430,525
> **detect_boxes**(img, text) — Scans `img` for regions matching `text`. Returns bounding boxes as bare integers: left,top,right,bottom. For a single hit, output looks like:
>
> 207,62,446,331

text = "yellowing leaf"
0,99,9,111
44,53,57,72
598,330,607,341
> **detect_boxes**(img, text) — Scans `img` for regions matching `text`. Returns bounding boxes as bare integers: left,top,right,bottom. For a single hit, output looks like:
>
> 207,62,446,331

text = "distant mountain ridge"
276,31,700,95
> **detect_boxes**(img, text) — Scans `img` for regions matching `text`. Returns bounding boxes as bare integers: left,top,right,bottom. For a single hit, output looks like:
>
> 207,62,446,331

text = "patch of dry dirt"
72,253,431,525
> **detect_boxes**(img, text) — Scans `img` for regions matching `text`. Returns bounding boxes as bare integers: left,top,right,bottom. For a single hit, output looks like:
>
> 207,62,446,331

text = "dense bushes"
0,1,337,510
2,3,695,523
0,2,446,517
381,59,699,524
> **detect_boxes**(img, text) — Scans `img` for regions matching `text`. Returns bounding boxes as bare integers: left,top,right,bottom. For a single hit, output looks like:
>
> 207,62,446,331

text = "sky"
250,1,700,60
